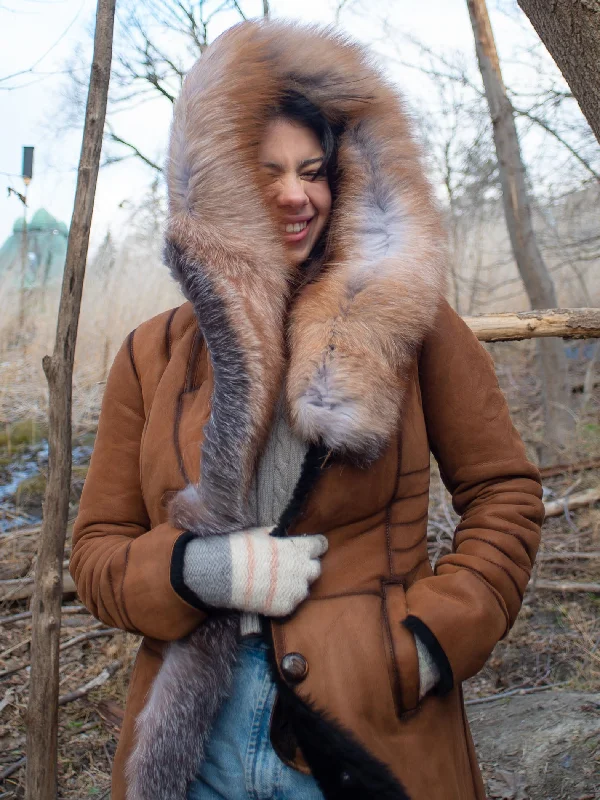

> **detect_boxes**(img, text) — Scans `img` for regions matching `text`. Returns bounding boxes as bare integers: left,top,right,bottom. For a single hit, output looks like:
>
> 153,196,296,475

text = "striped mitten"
183,527,328,617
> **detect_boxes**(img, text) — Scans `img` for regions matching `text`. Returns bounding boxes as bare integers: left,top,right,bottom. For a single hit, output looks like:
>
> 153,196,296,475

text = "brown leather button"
280,652,308,683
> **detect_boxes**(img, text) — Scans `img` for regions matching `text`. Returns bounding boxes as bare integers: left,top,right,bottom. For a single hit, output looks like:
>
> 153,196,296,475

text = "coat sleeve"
404,300,544,690
69,335,206,641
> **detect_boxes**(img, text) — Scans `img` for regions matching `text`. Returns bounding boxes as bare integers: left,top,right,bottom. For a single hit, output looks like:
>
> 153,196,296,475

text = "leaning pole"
25,2,116,797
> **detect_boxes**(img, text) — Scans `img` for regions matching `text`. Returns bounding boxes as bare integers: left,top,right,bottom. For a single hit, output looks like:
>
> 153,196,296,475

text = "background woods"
0,0,599,798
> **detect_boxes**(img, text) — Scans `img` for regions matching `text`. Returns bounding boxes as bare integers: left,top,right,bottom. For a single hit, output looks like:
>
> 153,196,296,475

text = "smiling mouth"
281,218,313,244
282,220,310,233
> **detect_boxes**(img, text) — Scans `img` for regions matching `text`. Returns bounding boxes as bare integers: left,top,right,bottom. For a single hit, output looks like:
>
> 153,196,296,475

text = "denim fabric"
187,635,324,800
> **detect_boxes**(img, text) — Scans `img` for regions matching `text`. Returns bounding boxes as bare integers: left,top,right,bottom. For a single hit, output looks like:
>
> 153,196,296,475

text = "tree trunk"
466,0,574,466
24,2,116,798
517,0,600,145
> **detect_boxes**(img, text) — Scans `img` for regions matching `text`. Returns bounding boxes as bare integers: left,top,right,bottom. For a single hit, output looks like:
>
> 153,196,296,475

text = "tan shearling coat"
71,301,543,800
70,20,544,800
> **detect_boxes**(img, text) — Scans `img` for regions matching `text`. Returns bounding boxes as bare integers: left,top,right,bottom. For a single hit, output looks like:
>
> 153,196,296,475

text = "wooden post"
19,146,34,332
19,189,28,331
24,2,116,798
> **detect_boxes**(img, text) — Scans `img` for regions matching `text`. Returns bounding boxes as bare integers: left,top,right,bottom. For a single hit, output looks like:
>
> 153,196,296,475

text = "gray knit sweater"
242,397,308,633
183,396,308,634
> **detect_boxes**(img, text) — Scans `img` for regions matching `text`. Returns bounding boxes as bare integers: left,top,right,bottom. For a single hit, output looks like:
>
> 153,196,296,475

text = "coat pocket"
381,579,420,714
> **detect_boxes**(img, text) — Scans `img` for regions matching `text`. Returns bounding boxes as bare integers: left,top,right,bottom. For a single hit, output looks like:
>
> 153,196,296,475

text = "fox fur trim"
167,19,446,479
125,615,239,800
127,19,446,800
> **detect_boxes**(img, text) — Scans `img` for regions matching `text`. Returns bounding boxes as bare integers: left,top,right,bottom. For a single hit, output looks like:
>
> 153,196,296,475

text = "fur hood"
164,20,446,533
127,20,446,800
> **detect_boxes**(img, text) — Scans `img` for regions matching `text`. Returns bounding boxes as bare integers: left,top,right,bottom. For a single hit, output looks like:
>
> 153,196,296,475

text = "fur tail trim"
125,615,239,800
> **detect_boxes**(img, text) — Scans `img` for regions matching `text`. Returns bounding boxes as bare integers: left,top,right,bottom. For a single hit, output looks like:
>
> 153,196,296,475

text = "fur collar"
165,21,446,534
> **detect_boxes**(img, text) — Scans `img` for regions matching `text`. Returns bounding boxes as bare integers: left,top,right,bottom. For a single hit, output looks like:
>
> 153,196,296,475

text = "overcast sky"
0,0,528,251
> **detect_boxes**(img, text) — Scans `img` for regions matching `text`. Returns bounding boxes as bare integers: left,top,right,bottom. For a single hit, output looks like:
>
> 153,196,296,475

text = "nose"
275,174,309,210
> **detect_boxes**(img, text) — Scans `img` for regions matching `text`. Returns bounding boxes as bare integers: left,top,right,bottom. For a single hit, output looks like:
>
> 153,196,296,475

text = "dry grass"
0,238,183,432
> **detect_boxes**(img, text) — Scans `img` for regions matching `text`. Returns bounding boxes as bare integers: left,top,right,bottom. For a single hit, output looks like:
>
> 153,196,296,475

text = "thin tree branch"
513,105,600,181
230,0,247,20
0,2,84,85
105,127,162,172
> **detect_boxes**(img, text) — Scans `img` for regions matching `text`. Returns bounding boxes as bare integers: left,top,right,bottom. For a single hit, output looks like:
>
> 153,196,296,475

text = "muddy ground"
469,690,600,800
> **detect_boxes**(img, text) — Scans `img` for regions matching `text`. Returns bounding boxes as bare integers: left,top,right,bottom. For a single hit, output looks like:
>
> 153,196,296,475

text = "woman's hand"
183,527,328,616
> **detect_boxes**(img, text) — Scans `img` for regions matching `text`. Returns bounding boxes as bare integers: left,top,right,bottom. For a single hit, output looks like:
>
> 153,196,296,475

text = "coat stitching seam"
119,540,136,632
445,552,525,602
456,535,530,574
390,531,428,552
432,564,511,631
381,583,403,717
127,329,142,388
165,307,178,361
173,330,200,484
389,510,429,527
172,317,197,344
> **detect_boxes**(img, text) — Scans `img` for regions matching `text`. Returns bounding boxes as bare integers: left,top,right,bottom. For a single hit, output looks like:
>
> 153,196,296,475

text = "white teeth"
283,221,309,233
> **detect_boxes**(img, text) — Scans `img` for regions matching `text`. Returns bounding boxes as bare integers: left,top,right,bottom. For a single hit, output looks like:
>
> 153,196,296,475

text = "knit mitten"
415,635,440,699
183,527,328,616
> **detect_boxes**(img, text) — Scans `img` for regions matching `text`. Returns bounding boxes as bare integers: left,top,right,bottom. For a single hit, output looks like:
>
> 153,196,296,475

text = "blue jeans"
187,635,324,800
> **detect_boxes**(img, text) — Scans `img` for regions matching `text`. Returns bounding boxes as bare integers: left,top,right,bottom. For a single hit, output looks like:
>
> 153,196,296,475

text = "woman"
70,21,544,800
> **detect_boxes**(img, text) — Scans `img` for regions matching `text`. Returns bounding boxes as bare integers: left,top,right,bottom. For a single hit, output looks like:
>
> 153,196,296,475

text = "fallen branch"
463,308,600,342
59,627,122,654
539,458,600,479
0,637,31,662
0,755,26,781
465,681,568,706
538,551,600,561
544,487,600,518
0,524,41,542
58,659,121,706
532,580,600,593
0,626,121,680
0,660,30,680
0,605,87,626
0,688,14,714
67,721,101,736
0,568,75,602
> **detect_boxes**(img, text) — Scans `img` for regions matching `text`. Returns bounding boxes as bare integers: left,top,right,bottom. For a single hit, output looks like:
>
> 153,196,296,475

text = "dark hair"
271,90,339,185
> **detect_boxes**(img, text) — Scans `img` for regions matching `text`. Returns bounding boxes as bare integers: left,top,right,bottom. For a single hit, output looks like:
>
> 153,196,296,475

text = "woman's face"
259,118,332,267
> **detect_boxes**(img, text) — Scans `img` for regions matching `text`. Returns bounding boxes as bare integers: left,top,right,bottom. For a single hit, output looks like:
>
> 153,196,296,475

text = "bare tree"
466,0,574,465
386,28,598,311
62,0,269,172
517,0,600,145
24,1,116,797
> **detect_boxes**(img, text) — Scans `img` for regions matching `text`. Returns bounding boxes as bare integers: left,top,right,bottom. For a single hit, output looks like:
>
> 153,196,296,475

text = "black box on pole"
22,146,34,184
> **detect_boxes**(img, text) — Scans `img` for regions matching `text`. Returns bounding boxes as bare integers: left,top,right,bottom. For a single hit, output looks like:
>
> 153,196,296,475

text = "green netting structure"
0,209,68,289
